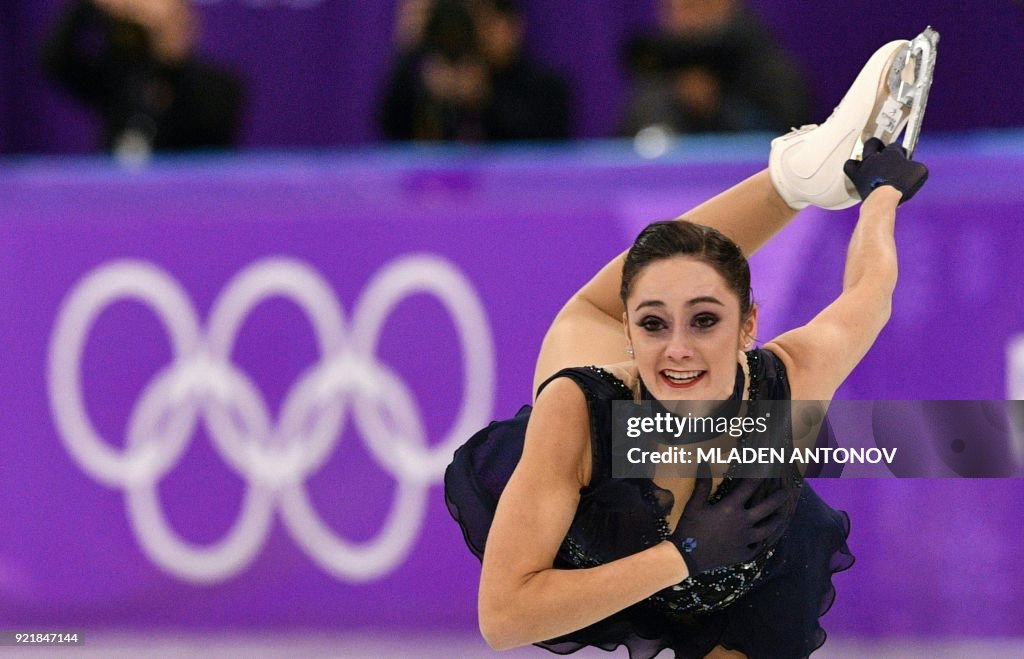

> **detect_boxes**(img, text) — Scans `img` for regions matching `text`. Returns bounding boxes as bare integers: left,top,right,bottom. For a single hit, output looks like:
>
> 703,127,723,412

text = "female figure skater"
446,32,934,659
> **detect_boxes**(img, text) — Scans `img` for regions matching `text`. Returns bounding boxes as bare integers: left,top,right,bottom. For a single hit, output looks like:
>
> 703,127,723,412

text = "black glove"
843,137,929,204
669,476,789,577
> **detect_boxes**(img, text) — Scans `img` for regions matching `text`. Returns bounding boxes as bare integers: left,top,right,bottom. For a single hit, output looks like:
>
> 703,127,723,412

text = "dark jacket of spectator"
41,0,244,152
480,53,571,141
622,2,810,135
379,0,571,142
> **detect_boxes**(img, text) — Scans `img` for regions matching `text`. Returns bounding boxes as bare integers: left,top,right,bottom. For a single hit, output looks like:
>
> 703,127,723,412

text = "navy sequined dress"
444,349,854,659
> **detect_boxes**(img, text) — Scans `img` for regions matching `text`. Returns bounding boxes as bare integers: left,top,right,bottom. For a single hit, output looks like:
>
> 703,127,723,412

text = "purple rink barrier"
1,135,1023,639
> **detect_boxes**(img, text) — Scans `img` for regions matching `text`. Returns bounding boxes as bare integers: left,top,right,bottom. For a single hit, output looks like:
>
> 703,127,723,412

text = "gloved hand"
843,137,929,204
669,476,789,577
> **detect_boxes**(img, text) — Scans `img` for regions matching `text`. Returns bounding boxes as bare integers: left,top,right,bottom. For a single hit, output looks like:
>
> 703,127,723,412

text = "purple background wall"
3,0,1024,153
1,136,1023,639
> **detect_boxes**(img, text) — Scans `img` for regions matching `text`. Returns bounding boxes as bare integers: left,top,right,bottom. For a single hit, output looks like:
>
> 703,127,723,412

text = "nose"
664,329,694,361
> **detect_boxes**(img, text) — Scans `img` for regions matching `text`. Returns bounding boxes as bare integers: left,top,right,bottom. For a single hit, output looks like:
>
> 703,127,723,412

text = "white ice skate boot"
769,27,939,210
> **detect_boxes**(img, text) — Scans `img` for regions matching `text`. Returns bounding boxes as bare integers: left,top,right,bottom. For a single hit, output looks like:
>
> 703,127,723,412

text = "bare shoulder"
527,375,592,490
760,341,796,374
761,339,835,400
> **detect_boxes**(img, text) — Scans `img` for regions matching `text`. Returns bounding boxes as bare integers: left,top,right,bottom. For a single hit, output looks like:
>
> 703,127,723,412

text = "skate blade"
869,27,939,157
899,26,939,157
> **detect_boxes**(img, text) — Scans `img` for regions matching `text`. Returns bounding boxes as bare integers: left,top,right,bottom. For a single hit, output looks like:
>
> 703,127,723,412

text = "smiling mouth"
660,369,705,388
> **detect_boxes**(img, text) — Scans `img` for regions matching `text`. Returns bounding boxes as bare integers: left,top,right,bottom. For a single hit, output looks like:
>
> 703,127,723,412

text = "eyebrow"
634,296,725,312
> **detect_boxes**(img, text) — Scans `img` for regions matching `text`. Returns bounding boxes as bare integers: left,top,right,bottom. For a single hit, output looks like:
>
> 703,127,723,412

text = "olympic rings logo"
47,256,494,583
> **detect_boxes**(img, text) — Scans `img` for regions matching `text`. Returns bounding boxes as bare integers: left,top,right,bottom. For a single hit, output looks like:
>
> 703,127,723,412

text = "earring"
626,345,634,356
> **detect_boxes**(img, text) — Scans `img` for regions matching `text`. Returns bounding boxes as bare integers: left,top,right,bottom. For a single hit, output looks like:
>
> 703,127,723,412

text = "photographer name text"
626,446,898,465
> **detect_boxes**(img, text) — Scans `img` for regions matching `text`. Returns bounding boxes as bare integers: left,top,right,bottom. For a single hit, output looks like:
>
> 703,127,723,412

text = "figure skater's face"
623,256,756,401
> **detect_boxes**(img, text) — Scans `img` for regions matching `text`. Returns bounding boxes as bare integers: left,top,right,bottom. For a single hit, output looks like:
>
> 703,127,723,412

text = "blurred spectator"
621,0,810,136
392,0,434,53
472,0,571,140
41,0,245,156
378,0,572,142
379,0,487,141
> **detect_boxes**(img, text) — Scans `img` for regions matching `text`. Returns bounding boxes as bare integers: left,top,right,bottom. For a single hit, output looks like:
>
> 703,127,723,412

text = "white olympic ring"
1009,335,1024,401
48,256,494,583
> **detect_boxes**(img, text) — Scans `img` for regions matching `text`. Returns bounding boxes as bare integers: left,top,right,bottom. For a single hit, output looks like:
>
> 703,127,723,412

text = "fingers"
863,136,885,158
845,138,928,204
900,165,928,203
746,488,789,522
843,158,861,182
854,139,907,167
690,475,712,504
728,476,764,507
749,512,786,543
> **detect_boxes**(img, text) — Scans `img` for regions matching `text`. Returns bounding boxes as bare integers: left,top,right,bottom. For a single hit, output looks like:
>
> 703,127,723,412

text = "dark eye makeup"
692,313,719,329
638,316,665,332
635,311,722,334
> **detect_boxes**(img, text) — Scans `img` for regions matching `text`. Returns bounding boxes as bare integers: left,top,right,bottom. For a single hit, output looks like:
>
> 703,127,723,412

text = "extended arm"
533,170,798,395
765,187,900,399
765,139,928,399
